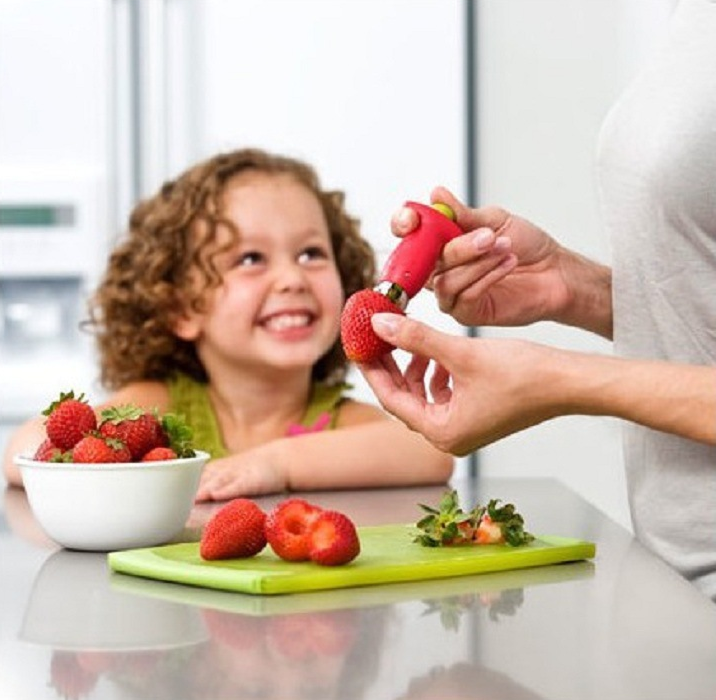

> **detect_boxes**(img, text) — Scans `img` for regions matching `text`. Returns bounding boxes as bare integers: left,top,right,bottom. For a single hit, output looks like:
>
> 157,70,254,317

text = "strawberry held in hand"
340,289,405,363
200,498,268,560
340,201,461,364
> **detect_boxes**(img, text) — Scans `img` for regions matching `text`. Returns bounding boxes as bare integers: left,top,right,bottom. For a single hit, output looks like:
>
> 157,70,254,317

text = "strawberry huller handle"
377,201,463,309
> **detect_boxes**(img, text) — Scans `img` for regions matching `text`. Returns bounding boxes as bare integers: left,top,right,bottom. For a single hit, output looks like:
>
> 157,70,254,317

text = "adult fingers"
432,253,518,316
370,314,455,369
359,361,429,432
430,186,513,236
390,205,420,238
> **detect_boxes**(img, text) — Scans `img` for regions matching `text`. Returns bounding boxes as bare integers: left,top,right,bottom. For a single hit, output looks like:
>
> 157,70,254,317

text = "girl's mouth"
261,312,314,332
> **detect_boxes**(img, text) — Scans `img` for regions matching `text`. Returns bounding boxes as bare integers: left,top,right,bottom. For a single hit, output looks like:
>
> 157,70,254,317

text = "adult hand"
392,186,581,330
359,313,564,455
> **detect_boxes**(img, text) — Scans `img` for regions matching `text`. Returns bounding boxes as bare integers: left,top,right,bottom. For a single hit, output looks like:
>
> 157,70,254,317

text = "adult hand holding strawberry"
359,315,570,456
391,186,613,338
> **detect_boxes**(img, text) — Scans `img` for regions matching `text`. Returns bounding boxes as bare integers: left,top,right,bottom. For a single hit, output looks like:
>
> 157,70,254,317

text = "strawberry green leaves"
414,489,534,548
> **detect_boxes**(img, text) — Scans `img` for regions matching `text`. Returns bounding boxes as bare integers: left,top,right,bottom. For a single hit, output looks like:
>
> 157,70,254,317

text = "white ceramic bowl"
14,451,209,551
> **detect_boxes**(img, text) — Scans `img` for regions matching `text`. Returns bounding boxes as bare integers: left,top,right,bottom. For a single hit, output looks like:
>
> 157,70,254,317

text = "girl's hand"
392,186,604,332
194,444,287,502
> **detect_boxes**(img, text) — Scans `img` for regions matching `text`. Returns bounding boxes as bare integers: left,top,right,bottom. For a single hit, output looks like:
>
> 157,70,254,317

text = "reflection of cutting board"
108,524,596,596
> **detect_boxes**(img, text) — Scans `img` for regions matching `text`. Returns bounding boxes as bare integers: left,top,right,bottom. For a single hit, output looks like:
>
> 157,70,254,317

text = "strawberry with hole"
265,498,323,562
43,391,98,450
340,289,405,363
72,435,131,464
200,498,267,560
99,405,165,460
308,510,361,566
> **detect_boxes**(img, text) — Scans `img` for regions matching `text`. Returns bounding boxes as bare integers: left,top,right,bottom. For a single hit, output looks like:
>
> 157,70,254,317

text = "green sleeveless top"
166,373,350,459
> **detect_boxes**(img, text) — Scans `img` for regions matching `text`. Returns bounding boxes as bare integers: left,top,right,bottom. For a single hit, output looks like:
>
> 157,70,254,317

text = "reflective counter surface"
2,477,715,700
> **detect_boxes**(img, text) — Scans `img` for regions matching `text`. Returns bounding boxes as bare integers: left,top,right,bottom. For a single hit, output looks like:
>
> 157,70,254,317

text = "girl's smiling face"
176,172,344,378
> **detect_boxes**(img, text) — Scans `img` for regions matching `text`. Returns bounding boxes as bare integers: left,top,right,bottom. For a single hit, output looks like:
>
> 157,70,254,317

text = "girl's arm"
195,403,454,501
2,417,45,487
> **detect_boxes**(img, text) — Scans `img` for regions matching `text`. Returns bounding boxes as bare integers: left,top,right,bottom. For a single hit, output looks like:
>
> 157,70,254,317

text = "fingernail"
396,208,414,229
494,236,511,253
472,228,494,250
371,313,403,338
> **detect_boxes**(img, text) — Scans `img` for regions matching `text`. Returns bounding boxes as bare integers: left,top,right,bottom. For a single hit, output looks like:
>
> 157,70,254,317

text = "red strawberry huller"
340,201,462,362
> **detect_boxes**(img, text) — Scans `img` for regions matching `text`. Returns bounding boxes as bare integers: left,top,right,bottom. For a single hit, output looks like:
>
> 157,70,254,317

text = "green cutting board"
108,524,596,596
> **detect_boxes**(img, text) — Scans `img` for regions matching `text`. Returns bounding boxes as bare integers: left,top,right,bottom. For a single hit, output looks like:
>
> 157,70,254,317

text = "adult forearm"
556,352,716,444
555,247,613,339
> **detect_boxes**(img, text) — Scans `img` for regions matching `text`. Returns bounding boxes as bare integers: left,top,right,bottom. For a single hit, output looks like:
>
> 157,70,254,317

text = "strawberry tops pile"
414,489,534,547
33,390,196,464
201,497,361,567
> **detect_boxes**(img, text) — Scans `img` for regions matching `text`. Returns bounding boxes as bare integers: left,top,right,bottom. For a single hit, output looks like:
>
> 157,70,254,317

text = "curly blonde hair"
86,148,376,389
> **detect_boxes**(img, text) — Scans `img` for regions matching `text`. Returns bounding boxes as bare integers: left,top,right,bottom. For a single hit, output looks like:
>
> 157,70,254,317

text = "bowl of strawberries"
14,391,209,552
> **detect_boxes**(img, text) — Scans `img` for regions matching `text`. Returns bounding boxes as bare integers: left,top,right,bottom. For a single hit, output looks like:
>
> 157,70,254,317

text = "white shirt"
597,0,716,599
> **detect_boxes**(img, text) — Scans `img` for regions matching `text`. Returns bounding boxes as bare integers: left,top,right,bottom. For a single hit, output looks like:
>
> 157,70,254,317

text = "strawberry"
43,391,97,450
72,435,131,464
200,498,267,560
265,498,323,562
340,289,405,363
99,405,165,460
414,489,534,548
33,438,68,462
307,510,361,566
141,446,177,461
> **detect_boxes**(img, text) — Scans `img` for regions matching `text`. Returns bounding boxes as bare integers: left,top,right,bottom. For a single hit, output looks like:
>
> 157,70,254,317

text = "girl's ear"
172,309,202,341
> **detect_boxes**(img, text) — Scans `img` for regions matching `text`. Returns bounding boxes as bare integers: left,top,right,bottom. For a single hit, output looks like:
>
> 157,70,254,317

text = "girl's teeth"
265,314,310,331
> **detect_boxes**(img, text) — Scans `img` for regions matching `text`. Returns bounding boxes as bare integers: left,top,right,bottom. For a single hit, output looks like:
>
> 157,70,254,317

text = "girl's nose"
274,260,308,292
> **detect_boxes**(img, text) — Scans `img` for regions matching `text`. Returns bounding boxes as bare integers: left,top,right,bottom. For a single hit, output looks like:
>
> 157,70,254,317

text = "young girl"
3,148,453,498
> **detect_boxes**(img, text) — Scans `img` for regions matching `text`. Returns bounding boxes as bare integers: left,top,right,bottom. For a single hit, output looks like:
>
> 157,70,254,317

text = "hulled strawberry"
99,405,165,460
340,289,405,363
72,435,131,464
200,498,267,560
265,498,323,562
307,510,361,566
43,391,97,450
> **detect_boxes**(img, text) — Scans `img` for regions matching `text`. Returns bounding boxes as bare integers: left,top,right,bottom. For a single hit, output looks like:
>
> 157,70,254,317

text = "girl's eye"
236,251,264,267
298,246,329,264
